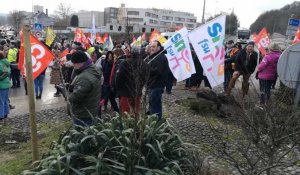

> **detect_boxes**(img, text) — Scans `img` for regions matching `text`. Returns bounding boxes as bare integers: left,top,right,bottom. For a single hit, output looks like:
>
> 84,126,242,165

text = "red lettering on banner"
169,48,190,71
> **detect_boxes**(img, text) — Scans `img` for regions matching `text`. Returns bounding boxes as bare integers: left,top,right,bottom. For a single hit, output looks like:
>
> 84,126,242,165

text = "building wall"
116,7,197,32
76,10,104,28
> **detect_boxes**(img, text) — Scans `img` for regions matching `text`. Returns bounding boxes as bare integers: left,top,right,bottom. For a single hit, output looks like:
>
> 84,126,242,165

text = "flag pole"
23,25,39,162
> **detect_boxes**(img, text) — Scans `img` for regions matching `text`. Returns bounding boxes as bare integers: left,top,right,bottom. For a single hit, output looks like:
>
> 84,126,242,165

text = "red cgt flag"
254,27,270,55
59,48,69,64
18,34,55,80
74,27,81,42
96,33,104,44
292,26,300,45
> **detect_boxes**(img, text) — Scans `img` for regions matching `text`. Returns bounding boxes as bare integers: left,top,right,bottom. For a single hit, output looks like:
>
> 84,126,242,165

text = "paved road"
9,69,66,117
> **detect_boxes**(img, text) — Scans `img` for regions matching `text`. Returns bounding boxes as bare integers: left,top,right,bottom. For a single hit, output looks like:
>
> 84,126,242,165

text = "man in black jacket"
148,41,169,119
226,41,258,97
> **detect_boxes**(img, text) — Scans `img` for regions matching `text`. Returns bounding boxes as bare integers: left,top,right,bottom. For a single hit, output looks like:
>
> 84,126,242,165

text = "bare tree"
8,10,26,31
206,84,300,175
52,3,73,29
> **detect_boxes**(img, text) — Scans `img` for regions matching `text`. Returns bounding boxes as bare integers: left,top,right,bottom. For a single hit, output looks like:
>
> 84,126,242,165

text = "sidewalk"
8,70,67,117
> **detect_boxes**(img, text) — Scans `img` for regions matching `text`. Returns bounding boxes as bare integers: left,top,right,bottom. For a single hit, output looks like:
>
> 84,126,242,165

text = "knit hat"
246,41,255,47
227,40,234,44
71,51,89,63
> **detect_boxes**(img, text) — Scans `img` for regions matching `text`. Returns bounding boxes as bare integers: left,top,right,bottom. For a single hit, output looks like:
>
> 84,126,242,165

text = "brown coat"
50,58,62,85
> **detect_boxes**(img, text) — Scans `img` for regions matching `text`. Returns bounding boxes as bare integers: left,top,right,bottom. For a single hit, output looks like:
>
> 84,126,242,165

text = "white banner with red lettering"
19,34,55,79
188,15,226,88
163,27,195,81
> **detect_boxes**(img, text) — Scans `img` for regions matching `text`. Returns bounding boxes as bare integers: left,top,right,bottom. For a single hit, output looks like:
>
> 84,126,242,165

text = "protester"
224,40,239,92
69,51,101,126
50,47,63,97
116,47,148,116
148,40,169,119
257,43,281,104
226,41,258,97
0,51,11,120
7,41,20,88
100,51,119,114
34,69,46,99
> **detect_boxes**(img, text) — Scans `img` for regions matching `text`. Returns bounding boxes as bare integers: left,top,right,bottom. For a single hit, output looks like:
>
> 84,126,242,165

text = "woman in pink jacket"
257,43,281,104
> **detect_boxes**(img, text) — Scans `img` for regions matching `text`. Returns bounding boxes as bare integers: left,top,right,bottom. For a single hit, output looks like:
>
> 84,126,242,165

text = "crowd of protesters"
0,33,283,124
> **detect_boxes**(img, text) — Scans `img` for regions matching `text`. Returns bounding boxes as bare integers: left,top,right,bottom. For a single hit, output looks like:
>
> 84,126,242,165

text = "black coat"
116,55,148,97
148,51,169,89
236,49,258,75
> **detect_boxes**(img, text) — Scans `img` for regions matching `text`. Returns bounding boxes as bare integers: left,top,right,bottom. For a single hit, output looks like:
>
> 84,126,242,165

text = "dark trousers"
259,79,273,104
101,84,119,113
11,68,20,86
149,88,164,119
166,74,174,93
224,68,233,91
185,78,191,88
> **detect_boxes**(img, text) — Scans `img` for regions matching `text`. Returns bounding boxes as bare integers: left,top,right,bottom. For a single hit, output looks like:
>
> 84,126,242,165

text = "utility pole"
202,0,206,24
23,25,39,162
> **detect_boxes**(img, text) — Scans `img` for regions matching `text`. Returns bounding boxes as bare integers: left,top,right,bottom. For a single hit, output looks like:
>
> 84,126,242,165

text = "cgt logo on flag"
18,34,55,80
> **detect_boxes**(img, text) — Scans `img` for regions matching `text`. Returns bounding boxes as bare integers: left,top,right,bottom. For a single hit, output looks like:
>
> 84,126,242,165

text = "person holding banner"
226,41,258,97
148,40,169,119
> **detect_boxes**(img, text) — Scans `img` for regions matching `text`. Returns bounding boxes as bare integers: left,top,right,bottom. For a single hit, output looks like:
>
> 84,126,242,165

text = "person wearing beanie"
226,41,258,97
257,43,281,104
68,50,102,126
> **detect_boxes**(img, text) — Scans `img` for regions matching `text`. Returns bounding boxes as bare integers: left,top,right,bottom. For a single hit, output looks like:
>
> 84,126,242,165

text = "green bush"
23,116,201,175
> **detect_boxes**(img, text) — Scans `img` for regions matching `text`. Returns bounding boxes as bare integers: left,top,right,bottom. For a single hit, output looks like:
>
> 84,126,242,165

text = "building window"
118,26,122,31
128,18,143,23
162,16,173,20
110,25,113,30
142,28,146,32
175,17,185,22
151,14,158,18
187,19,196,23
153,20,158,24
160,21,171,25
186,24,194,28
145,12,151,17
127,11,139,15
149,19,153,24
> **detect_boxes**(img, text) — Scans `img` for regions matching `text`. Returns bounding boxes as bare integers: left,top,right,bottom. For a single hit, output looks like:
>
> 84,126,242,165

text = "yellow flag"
46,27,56,46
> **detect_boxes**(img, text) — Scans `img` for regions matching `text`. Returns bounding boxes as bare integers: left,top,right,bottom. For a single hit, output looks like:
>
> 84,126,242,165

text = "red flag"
80,30,90,49
292,26,300,45
59,48,69,64
254,27,270,55
103,33,109,43
74,27,81,42
87,32,91,42
141,32,146,41
96,33,104,44
18,34,55,80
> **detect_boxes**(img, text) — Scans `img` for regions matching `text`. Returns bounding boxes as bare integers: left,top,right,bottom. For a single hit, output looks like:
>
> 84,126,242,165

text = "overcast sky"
1,0,297,28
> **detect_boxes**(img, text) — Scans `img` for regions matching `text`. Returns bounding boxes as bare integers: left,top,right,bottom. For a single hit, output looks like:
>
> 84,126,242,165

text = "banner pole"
23,25,39,162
